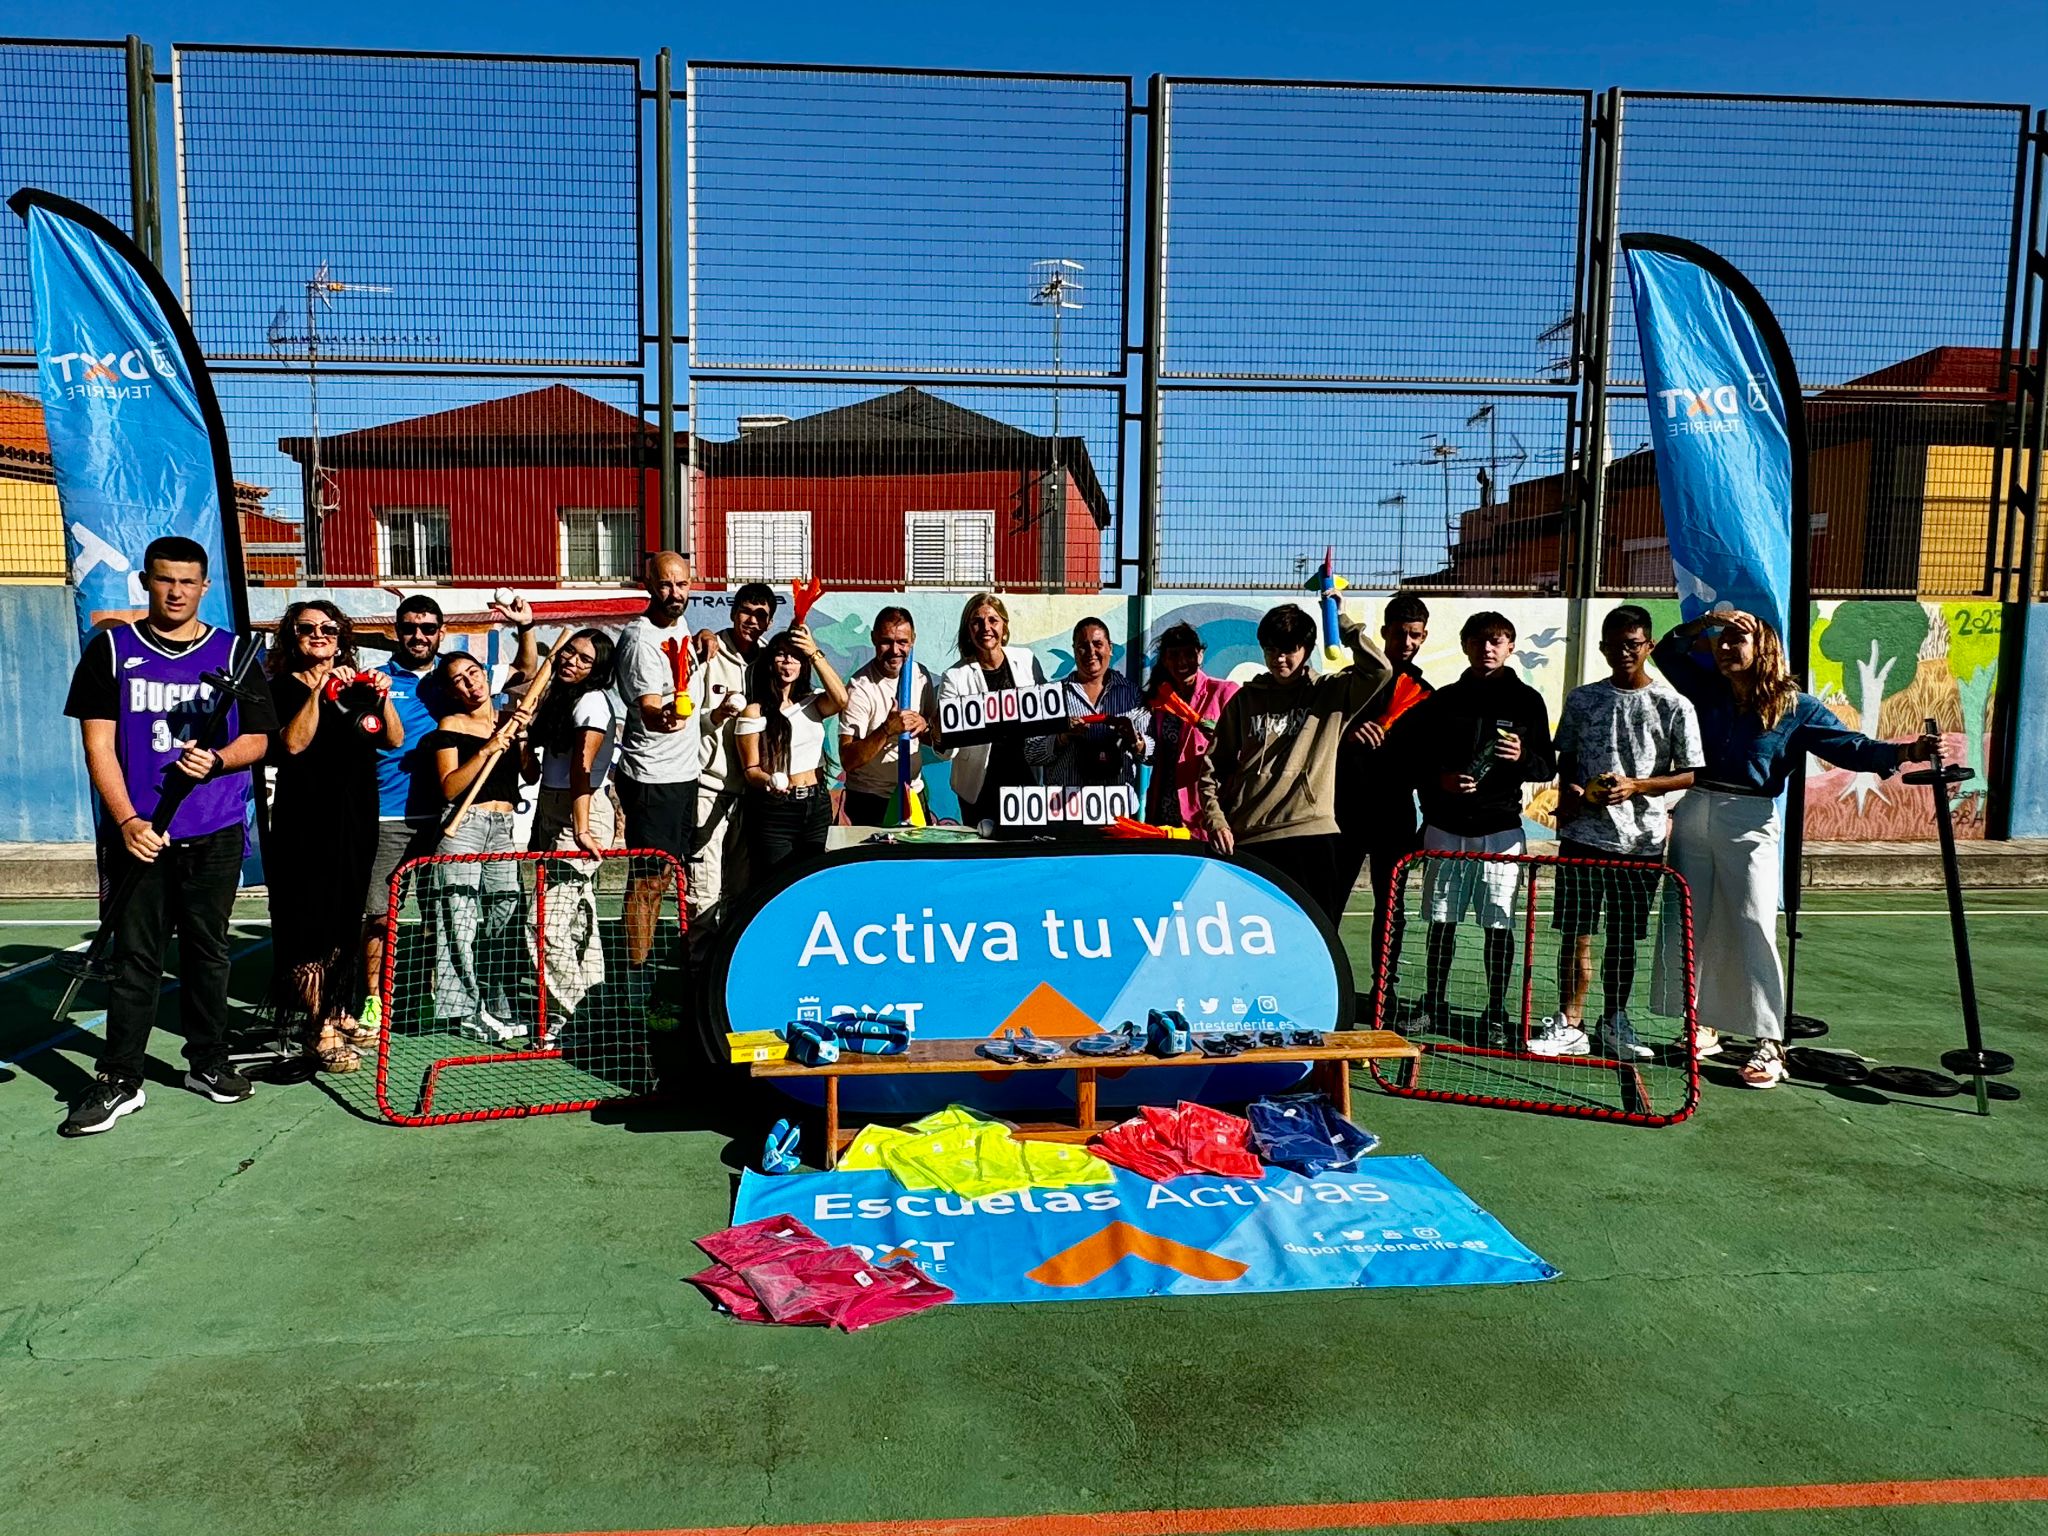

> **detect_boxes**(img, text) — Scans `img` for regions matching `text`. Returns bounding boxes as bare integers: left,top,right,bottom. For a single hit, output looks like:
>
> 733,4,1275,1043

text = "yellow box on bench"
725,1030,788,1065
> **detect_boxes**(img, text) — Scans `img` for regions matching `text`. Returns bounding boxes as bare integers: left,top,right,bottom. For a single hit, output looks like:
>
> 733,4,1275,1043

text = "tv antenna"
1030,259,1083,526
267,263,393,571
1376,492,1411,585
1537,311,1576,378
1396,434,1464,551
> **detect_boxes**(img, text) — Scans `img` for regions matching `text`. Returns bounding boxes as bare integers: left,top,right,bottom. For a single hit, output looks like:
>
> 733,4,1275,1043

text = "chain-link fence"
0,39,133,580
1148,81,1591,592
0,42,2042,601
685,64,1131,591
1603,93,2032,599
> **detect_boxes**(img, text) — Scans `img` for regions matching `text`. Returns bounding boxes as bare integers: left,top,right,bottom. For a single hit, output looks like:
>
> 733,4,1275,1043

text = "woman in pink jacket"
1142,621,1239,837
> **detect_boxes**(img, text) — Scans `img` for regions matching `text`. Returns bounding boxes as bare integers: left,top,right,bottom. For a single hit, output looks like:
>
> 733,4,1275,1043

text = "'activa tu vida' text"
798,902,1279,967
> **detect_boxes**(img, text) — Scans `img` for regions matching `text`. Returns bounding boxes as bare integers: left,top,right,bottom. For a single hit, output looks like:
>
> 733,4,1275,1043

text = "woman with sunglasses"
736,625,849,875
1653,610,1936,1086
425,650,538,1045
266,600,399,1073
523,630,622,1031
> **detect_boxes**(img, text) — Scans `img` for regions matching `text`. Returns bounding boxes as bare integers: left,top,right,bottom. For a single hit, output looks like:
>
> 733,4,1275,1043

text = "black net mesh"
1370,850,1699,1126
356,849,682,1125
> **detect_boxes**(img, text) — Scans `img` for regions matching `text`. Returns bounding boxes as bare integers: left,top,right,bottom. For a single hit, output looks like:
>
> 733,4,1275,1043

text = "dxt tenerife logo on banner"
1655,375,1772,438
724,847,1343,1045
44,336,178,402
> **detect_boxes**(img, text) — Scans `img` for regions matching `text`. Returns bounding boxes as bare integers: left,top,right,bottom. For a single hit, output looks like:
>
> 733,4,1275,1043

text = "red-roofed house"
1422,347,2035,595
277,384,1112,591
2,386,289,584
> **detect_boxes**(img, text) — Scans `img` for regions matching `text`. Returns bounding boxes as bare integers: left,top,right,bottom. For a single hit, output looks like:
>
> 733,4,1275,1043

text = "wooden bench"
751,1032,1420,1168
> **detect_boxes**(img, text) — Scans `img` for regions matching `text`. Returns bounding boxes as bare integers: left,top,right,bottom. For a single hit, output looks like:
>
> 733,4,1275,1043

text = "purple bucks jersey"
109,622,250,839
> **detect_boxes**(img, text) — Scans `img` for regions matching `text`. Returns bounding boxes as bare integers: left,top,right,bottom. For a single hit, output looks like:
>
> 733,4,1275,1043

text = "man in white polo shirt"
839,606,948,826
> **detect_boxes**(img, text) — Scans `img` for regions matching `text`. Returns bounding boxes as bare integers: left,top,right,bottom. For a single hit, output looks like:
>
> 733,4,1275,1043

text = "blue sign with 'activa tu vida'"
717,845,1351,1114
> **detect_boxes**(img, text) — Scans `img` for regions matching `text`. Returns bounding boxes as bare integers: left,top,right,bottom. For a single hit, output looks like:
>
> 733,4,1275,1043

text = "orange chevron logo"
1025,1220,1249,1287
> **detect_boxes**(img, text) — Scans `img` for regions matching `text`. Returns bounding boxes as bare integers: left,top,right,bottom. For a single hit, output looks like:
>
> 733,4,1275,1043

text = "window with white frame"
559,507,640,581
726,510,811,582
376,506,452,581
904,510,994,586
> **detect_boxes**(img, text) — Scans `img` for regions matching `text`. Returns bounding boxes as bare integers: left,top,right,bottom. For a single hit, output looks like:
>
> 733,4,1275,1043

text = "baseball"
771,771,790,792
493,586,516,610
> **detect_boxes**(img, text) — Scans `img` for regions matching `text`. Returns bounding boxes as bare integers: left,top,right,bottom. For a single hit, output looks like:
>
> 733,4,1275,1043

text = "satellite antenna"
267,263,393,573
1030,259,1084,526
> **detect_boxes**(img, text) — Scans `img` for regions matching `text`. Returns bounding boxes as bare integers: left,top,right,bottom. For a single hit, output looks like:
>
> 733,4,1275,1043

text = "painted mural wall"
0,584,1997,844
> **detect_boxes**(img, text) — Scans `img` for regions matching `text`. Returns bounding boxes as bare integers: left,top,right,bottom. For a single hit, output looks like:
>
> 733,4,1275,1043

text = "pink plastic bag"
696,1213,828,1268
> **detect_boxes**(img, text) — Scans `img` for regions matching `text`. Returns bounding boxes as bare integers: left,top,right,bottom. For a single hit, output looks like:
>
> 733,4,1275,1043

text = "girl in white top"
525,628,623,860
737,625,849,876
523,628,625,1029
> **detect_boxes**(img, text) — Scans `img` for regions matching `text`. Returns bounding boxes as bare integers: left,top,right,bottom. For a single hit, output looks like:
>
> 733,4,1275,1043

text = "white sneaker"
1528,1015,1590,1057
1694,1025,1723,1059
1738,1043,1787,1089
456,1010,527,1045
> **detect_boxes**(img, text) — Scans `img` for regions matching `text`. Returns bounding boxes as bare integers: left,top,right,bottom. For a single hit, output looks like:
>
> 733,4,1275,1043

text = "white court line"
1340,908,2048,919
0,939,90,984
0,939,272,1069
0,917,273,926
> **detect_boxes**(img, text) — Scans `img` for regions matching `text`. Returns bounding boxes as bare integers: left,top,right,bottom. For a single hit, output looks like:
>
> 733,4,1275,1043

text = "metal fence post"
1131,74,1167,668
655,47,680,556
1564,87,1622,686
124,36,160,267
1987,111,2047,838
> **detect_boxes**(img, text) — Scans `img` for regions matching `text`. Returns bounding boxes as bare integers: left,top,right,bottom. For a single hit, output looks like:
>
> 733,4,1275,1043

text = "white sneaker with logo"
1528,1014,1590,1057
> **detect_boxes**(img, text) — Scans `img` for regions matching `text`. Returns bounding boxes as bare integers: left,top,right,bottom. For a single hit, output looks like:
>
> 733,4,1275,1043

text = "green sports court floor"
2,889,2045,1536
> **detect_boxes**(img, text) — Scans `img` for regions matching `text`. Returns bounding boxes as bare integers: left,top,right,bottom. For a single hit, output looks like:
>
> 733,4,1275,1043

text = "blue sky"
8,0,2045,102
4,2,2043,590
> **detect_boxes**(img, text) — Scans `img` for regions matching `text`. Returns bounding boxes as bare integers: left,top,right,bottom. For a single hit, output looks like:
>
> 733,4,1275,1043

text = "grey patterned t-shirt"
1552,677,1704,855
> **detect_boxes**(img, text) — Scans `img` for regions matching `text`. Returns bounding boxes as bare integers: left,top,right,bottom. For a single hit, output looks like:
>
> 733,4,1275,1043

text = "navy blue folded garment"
827,1014,910,1056
1246,1092,1379,1176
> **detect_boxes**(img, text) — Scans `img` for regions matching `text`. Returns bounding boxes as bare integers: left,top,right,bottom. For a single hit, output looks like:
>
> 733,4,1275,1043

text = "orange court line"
511,1474,2048,1536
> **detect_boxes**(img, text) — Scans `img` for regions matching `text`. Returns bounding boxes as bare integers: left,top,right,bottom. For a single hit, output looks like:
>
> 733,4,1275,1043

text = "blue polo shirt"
374,658,441,822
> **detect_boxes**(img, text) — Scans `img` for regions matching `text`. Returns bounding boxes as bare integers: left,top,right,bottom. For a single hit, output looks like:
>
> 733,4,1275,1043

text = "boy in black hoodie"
1389,610,1555,1044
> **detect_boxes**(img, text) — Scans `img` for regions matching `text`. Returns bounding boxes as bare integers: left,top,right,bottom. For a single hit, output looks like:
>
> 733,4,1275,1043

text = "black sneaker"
1480,1009,1513,1049
184,1063,254,1104
59,1073,145,1137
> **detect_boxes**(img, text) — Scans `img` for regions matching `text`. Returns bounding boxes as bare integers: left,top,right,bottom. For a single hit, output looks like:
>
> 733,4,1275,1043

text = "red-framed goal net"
1369,849,1699,1127
371,848,686,1126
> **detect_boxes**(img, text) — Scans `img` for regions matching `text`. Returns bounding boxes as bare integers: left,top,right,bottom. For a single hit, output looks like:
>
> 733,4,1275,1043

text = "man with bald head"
613,550,712,1076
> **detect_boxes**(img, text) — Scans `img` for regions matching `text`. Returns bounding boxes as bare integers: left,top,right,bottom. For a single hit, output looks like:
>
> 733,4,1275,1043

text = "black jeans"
746,789,831,876
1244,832,1341,925
843,788,892,828
100,823,242,1083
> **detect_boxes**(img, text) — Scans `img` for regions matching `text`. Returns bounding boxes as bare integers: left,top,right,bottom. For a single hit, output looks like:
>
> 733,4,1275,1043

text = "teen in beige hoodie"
1197,603,1389,921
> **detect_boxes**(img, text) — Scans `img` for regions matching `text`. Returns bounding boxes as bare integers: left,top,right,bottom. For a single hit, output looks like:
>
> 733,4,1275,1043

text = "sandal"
316,1035,362,1074
1007,1027,1065,1063
1074,1021,1139,1058
1738,1042,1787,1090
976,1037,1022,1064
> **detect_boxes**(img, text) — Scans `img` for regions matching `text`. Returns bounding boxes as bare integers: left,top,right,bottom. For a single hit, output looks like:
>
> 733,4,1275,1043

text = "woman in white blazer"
937,592,1056,828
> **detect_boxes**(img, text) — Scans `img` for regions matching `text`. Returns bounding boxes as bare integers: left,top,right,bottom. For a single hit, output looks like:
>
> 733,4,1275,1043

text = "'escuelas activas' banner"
8,189,247,647
732,1157,1557,1303
1622,235,1805,640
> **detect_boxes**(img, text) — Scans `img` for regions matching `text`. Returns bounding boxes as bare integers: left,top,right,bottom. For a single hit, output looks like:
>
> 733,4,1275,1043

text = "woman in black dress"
266,600,400,1072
